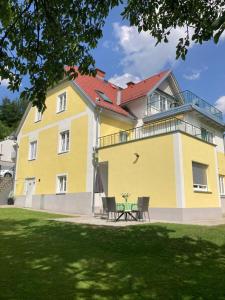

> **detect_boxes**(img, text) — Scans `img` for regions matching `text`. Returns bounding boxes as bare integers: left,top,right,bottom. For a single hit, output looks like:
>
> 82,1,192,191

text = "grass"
0,208,225,300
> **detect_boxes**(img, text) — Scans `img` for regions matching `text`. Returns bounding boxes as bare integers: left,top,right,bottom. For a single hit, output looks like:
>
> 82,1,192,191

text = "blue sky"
1,5,225,113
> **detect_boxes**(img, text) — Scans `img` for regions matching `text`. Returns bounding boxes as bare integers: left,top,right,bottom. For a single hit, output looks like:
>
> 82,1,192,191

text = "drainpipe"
12,138,18,200
92,107,102,215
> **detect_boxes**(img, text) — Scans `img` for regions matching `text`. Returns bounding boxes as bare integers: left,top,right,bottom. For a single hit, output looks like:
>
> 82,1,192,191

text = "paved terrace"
1,206,225,226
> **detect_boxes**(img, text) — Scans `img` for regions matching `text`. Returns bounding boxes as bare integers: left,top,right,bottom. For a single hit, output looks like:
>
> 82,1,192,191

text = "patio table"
116,202,138,222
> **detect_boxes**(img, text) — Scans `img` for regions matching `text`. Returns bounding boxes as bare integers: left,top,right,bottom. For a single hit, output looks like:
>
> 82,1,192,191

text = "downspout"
92,107,102,215
12,138,19,200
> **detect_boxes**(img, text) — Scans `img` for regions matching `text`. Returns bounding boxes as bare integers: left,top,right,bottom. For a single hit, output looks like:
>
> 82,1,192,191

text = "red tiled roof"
74,72,130,117
66,67,169,118
121,70,169,104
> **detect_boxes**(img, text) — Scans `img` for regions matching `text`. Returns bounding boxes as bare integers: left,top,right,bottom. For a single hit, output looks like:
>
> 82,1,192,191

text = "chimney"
127,81,135,87
96,68,105,80
116,89,122,105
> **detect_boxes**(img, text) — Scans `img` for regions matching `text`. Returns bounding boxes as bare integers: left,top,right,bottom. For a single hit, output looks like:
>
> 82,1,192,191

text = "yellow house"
14,68,225,221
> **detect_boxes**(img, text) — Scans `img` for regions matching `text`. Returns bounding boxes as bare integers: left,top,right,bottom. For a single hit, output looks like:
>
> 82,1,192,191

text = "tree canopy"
0,0,225,111
0,97,28,139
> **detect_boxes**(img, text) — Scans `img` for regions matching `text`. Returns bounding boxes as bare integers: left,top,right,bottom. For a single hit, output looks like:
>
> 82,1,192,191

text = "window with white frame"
35,108,42,122
147,91,176,114
192,162,208,191
57,92,67,113
219,175,225,195
29,141,37,160
59,130,70,153
57,175,67,193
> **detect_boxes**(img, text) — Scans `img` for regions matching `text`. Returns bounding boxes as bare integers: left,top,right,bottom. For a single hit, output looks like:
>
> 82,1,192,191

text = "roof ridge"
122,69,170,90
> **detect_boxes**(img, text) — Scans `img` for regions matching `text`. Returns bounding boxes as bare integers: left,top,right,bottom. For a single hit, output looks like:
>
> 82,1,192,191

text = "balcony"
147,90,223,122
98,117,214,148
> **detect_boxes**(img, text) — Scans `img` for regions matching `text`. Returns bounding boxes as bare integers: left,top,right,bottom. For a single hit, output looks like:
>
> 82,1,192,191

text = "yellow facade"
181,134,220,208
99,134,177,207
217,152,225,175
15,81,89,196
15,78,224,215
100,115,133,137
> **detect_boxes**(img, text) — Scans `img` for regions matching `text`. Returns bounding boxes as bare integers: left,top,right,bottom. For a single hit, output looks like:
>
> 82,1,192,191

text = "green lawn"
0,208,225,300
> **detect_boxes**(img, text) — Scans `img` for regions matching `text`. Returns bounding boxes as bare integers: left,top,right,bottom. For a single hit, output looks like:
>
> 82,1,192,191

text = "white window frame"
219,175,225,195
34,108,42,122
57,92,67,113
29,141,37,160
192,162,208,192
58,130,70,154
56,174,67,194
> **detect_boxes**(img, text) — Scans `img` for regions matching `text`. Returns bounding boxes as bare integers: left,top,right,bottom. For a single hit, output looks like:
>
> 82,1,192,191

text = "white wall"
158,79,174,96
125,97,147,126
0,138,16,162
184,112,225,153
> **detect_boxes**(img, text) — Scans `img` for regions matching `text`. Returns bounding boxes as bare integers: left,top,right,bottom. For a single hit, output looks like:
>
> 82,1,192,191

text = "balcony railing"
177,90,223,121
147,90,223,122
98,117,214,148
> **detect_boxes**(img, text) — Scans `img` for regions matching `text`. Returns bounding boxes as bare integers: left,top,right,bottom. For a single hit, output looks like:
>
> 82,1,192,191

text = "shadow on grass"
0,216,225,300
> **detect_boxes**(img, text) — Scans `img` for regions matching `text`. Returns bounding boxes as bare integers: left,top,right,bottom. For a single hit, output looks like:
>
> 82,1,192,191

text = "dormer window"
147,91,176,115
57,92,67,113
96,90,112,104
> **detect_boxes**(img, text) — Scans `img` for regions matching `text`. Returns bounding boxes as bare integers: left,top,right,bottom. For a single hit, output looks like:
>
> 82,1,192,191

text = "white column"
173,133,185,208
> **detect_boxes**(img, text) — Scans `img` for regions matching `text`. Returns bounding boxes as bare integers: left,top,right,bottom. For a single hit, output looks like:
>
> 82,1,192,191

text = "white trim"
214,147,222,207
34,108,42,123
173,133,185,208
147,70,171,98
13,136,20,195
28,140,37,160
56,91,67,113
219,175,225,196
86,107,96,192
58,129,70,154
56,173,68,194
20,111,87,139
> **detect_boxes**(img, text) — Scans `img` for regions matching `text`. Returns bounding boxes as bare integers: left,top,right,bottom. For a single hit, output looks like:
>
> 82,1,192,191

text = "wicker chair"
102,197,125,221
132,197,150,221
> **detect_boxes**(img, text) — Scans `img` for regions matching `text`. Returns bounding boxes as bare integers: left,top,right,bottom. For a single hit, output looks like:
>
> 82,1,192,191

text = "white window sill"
58,150,69,155
28,158,36,161
193,189,212,194
34,120,41,123
56,109,66,114
56,192,67,195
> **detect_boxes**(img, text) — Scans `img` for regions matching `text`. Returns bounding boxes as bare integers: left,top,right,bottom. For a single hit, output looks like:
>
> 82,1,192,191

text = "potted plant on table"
121,193,130,203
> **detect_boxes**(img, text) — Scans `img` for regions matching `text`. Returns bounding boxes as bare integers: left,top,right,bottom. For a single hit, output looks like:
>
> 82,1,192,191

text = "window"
59,130,70,153
119,131,128,142
192,162,208,191
29,141,37,160
96,90,112,103
57,92,67,113
219,175,225,195
57,175,67,193
35,108,42,122
147,91,175,114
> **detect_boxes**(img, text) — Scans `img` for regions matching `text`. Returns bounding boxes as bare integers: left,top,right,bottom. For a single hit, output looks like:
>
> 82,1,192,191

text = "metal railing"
177,90,223,121
147,90,223,122
98,117,214,148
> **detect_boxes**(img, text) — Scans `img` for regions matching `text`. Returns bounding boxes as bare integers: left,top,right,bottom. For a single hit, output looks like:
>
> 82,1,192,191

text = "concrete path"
53,214,225,227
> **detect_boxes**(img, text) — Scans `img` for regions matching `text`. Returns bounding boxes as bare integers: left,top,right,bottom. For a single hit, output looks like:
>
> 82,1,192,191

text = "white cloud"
183,70,201,81
0,77,9,87
112,23,194,79
109,73,141,88
221,31,225,40
215,96,225,114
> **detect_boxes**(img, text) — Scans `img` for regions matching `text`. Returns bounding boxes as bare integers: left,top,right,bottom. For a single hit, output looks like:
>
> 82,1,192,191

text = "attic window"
96,90,112,104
